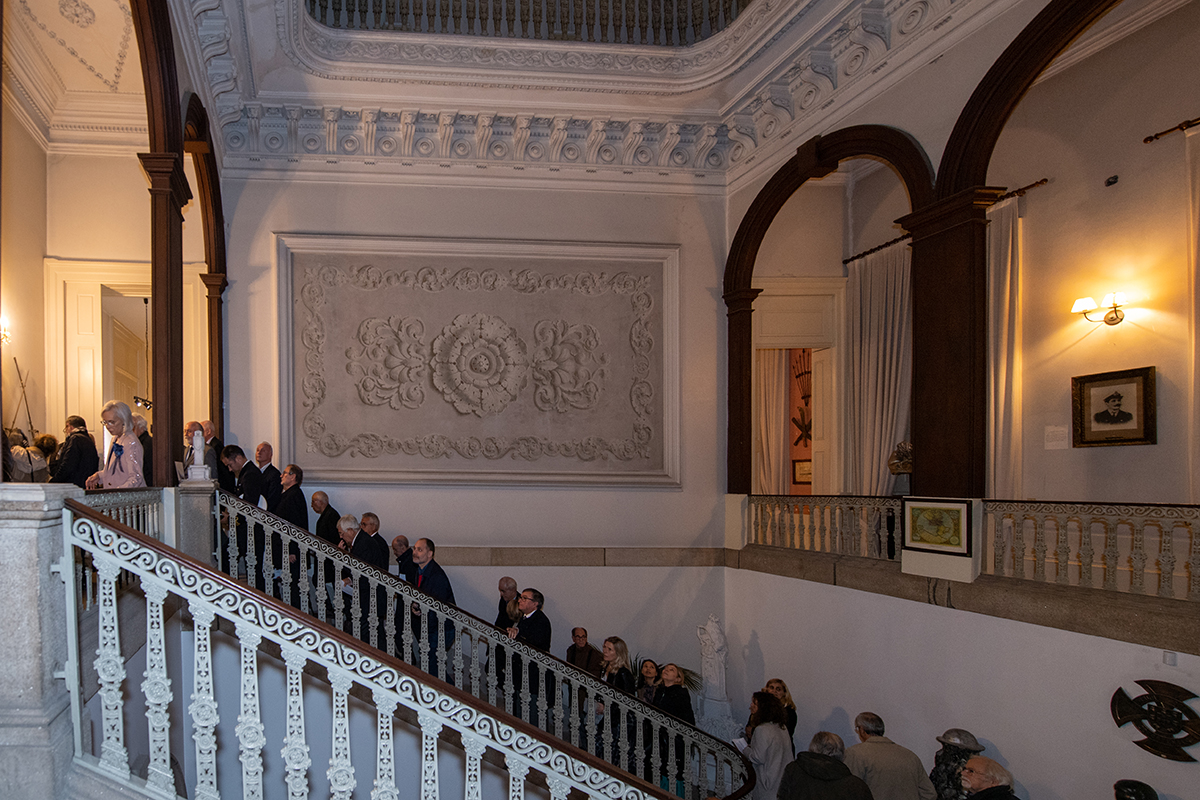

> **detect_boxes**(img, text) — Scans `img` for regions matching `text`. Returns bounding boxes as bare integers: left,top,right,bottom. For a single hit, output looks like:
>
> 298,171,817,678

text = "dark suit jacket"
412,559,455,604
315,505,340,545
210,436,236,492
139,432,154,486
515,609,552,651
260,463,282,512
566,643,604,677
49,430,99,488
235,461,264,507
276,485,308,530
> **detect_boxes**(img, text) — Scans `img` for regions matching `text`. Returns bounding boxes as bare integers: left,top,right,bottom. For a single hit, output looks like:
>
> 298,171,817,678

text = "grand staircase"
58,488,751,800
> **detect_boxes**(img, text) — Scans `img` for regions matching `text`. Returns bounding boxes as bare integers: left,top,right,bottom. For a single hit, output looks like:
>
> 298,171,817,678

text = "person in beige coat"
844,712,937,800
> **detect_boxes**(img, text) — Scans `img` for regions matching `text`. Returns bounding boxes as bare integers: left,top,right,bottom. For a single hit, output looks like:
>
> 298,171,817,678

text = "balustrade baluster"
419,711,443,800
188,603,219,800
328,671,356,799
548,775,570,800
235,624,266,799
787,499,798,548
1031,517,1046,582
1158,522,1177,598
1130,521,1147,594
373,690,400,800
1078,516,1095,588
1102,520,1119,590
407,0,417,30
507,756,530,800
585,687,597,753
504,644,517,716
1189,522,1200,600
1054,514,1070,584
463,732,486,800
94,558,130,778
141,581,174,794
358,0,369,27
281,647,311,800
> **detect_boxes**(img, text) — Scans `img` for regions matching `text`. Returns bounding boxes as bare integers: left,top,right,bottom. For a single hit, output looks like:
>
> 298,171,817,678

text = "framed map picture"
902,499,972,557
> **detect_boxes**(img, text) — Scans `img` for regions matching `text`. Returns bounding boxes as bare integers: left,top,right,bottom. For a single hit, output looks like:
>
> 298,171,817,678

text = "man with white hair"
778,731,873,799
255,441,281,512
960,757,1015,799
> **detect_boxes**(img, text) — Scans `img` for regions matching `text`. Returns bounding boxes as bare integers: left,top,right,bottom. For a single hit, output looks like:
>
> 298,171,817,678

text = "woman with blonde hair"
765,677,798,746
596,636,636,767
85,401,145,489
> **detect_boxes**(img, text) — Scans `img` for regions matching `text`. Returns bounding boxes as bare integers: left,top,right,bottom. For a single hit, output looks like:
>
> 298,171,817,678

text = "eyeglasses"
519,595,535,602
102,419,122,428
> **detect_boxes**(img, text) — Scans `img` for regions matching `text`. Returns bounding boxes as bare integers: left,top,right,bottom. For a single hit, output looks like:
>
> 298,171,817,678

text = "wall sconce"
1072,292,1127,325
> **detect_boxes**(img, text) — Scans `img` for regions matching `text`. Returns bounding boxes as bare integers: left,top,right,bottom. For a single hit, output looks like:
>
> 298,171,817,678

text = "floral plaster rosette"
431,313,529,417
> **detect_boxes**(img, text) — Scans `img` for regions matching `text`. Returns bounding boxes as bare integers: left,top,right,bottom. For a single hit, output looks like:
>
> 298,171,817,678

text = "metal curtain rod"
842,177,1048,266
843,233,911,265
996,177,1049,201
1144,116,1200,144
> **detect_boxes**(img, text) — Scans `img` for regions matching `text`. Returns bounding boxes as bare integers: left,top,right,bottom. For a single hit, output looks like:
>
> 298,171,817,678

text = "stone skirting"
440,543,1200,655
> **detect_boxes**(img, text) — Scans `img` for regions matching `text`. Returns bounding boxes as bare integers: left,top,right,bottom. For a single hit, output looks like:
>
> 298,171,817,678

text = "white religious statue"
695,614,740,740
697,614,728,702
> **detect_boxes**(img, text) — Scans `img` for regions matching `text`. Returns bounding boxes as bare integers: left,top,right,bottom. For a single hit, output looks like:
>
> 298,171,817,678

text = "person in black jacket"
778,732,874,800
507,587,552,722
597,635,635,767
274,464,308,608
222,445,265,587
409,538,456,679
49,416,99,489
652,663,694,793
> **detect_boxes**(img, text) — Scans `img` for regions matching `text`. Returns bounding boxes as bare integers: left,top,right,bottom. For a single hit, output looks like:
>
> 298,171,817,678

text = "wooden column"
199,272,227,438
138,152,192,487
723,287,762,495
898,187,1004,498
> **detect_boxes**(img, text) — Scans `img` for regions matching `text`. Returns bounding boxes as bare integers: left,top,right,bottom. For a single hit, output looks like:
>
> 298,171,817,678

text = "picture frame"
792,459,812,486
1071,366,1156,447
902,499,972,557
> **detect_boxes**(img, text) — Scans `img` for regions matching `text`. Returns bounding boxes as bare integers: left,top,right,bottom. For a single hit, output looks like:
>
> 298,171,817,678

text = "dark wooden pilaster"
138,152,192,487
724,287,763,495
200,272,228,438
898,187,1005,498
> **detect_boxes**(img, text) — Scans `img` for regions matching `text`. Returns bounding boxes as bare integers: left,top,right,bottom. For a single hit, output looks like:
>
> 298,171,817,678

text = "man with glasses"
275,464,308,607
506,588,552,722
960,757,1015,799
49,416,98,488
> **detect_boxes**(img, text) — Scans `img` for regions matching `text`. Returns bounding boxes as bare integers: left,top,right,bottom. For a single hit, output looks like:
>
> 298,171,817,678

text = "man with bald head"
960,757,1015,799
391,535,416,582
496,576,519,628
202,420,235,492
311,491,340,545
256,442,281,512
183,420,218,477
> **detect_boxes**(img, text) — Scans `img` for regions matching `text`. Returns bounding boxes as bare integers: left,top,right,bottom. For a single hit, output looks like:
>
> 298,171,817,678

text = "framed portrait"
792,459,812,485
1071,366,1156,447
902,499,972,557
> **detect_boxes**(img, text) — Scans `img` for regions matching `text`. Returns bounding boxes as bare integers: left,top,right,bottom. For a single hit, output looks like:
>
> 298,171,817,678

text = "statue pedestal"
697,697,742,743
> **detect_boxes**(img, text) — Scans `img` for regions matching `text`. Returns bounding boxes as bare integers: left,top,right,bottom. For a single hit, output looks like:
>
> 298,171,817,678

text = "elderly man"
360,513,389,564
255,441,281,512
311,491,340,545
845,712,936,800
203,420,235,492
960,757,1015,799
778,731,874,800
507,588,552,721
496,576,519,628
222,445,266,589
336,514,390,642
274,464,307,607
566,628,604,677
182,420,218,478
390,535,415,581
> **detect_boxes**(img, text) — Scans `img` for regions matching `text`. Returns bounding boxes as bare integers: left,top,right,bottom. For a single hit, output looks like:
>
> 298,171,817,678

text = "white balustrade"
62,499,744,800
749,494,1199,602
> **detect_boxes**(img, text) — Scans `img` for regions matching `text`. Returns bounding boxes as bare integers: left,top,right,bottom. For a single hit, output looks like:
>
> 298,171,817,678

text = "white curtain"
987,196,1022,499
847,243,912,495
754,349,791,495
1186,129,1200,502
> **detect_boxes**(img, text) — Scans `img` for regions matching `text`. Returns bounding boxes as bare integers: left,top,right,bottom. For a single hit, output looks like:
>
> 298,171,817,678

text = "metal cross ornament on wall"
1111,680,1200,761
792,409,812,447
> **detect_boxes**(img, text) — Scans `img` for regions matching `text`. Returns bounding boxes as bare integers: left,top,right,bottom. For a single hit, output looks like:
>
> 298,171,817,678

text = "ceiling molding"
2,81,51,151
1036,0,1192,84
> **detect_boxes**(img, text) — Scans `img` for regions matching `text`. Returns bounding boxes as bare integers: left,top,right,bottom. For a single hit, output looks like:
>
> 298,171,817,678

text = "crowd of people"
4,402,150,488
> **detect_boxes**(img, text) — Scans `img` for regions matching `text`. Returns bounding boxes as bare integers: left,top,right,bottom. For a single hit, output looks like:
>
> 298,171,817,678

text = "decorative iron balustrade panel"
81,488,165,540
306,0,752,45
982,500,1199,601
214,491,748,796
748,495,902,560
62,504,707,800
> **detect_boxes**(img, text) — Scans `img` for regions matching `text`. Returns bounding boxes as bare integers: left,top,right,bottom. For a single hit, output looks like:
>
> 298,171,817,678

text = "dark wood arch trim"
936,0,1122,198
723,125,934,494
184,95,229,439
131,0,189,485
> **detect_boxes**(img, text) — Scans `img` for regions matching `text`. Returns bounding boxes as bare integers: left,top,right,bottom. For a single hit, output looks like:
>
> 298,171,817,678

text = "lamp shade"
1071,297,1098,314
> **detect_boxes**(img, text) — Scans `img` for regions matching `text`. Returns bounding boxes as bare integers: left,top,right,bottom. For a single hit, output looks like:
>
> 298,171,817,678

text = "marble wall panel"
279,235,679,485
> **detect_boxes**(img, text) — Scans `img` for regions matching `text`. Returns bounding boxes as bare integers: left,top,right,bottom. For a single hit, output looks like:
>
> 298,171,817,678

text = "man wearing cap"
844,712,937,800
1094,391,1133,424
960,756,1015,799
930,729,985,800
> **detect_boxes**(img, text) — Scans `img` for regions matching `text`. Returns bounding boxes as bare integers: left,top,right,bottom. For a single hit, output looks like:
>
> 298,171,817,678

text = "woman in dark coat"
652,663,694,796
597,636,635,767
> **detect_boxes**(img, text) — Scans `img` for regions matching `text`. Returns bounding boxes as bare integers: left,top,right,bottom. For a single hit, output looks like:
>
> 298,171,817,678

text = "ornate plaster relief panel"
278,235,680,485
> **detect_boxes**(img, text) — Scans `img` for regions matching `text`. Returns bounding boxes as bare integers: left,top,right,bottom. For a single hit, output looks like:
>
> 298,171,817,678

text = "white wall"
222,178,731,547
754,180,845,278
1,101,49,436
989,0,1200,503
724,569,1197,800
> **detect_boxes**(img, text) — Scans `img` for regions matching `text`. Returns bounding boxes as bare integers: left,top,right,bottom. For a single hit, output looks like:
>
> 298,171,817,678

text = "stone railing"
80,488,167,542
216,491,749,797
306,0,753,45
62,498,738,800
748,495,1199,602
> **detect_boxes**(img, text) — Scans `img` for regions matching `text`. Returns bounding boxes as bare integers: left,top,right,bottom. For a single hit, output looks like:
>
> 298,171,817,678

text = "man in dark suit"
337,515,390,645
183,420,219,477
204,420,236,492
507,587,552,722
49,416,99,488
222,444,266,589
275,464,308,608
409,538,456,680
311,491,340,545
1094,391,1134,425
255,441,282,512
